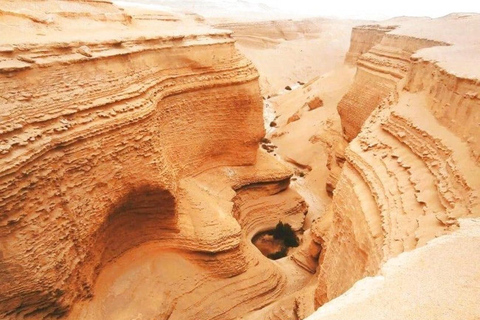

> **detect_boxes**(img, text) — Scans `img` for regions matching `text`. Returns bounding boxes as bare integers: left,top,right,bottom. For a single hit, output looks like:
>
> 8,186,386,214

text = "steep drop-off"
311,14,480,311
338,23,446,141
0,1,310,318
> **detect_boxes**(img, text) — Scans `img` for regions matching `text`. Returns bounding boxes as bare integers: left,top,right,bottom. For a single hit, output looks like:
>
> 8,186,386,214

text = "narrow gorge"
0,1,479,320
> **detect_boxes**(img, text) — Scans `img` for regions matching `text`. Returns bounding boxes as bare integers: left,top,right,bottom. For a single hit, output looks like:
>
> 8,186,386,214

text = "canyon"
0,1,479,320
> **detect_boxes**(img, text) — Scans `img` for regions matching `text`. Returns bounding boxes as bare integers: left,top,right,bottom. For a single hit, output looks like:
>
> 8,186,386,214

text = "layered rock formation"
312,14,480,309
2,2,480,319
67,152,310,319
344,25,396,65
0,1,310,318
338,23,446,140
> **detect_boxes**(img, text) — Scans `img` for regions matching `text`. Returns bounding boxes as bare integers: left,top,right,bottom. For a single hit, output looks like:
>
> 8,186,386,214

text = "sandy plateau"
0,1,479,320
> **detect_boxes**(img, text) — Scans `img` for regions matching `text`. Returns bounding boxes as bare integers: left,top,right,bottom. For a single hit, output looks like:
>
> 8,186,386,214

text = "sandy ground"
229,19,365,96
307,218,480,320
262,66,356,225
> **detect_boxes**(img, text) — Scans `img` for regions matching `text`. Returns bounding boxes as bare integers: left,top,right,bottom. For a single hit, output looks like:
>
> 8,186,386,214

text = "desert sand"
214,18,365,96
0,1,479,320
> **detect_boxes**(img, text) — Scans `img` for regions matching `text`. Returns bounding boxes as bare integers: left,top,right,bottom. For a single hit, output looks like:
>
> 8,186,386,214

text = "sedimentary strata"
0,1,307,318
312,14,480,309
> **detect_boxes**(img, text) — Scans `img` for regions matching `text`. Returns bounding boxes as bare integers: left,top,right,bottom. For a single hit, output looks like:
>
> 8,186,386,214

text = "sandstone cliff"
2,2,480,319
312,13,480,309
0,1,308,318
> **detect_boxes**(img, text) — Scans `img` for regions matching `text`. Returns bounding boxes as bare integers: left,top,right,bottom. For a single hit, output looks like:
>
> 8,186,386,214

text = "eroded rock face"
67,152,309,320
344,25,396,65
0,1,274,317
338,25,447,141
313,15,480,308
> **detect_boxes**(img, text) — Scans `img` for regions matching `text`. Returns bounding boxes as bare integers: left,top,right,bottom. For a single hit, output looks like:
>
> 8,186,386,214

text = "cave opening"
252,221,300,260
95,185,178,266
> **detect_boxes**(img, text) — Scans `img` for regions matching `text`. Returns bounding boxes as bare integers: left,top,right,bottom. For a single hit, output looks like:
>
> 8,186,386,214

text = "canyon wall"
338,25,447,141
313,14,480,307
2,3,479,319
344,25,396,65
0,1,292,318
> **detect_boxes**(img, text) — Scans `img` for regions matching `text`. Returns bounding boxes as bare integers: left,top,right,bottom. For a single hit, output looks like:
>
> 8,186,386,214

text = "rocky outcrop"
0,1,302,318
344,25,396,65
406,48,480,160
338,25,447,141
67,151,309,320
313,14,480,309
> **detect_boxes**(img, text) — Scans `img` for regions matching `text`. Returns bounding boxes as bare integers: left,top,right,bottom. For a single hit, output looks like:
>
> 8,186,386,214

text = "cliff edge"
0,1,304,318
311,13,480,315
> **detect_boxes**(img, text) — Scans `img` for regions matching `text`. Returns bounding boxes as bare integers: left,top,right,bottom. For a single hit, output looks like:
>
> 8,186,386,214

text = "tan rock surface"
2,1,480,319
0,1,312,318
338,14,480,142
312,13,480,312
307,218,480,320
67,151,311,319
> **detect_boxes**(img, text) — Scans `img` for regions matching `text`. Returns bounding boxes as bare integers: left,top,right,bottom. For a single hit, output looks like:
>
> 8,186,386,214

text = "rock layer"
344,25,396,65
338,25,446,141
67,151,309,320
0,1,285,317
313,14,480,308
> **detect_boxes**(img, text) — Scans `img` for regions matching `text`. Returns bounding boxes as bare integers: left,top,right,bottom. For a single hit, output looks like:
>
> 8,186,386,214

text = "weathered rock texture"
67,152,309,320
0,1,308,318
344,25,396,65
307,218,480,320
313,14,480,310
338,24,446,141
